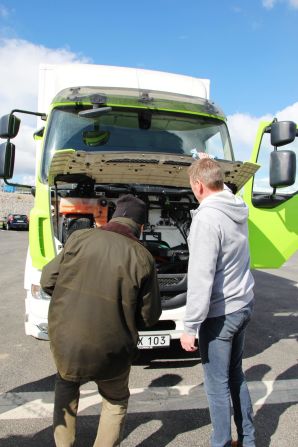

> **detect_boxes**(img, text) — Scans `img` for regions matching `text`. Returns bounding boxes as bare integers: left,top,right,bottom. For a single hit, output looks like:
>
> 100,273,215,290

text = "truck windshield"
42,106,233,180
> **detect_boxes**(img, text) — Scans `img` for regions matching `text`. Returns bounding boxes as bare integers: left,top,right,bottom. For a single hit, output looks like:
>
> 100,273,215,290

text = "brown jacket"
41,217,161,381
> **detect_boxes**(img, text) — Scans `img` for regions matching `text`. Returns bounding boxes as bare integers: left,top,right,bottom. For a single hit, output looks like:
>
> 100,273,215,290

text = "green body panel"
245,181,298,268
54,100,225,120
29,115,56,269
243,121,298,268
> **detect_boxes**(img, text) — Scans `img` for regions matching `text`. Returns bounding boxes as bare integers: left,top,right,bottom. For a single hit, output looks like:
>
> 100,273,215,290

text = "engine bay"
50,174,197,310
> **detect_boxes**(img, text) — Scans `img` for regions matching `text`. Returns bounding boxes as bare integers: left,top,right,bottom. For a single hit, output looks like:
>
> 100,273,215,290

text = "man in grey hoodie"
180,158,255,447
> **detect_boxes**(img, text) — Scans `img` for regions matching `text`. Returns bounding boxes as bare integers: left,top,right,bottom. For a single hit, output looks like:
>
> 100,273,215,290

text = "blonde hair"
188,158,224,190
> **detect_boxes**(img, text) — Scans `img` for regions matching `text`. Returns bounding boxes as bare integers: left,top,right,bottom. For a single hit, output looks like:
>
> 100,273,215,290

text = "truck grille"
158,273,186,291
158,274,187,309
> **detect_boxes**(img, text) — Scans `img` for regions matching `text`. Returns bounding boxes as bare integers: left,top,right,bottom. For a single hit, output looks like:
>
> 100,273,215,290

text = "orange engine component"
59,197,108,227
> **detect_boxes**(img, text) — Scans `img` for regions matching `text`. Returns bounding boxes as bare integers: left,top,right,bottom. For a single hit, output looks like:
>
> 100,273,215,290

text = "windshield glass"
42,106,233,180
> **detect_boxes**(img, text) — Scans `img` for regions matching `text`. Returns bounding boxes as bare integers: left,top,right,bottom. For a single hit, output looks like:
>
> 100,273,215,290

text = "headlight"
31,284,51,300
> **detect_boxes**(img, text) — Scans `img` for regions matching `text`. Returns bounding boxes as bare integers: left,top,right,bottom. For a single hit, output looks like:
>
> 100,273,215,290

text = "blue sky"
0,0,298,181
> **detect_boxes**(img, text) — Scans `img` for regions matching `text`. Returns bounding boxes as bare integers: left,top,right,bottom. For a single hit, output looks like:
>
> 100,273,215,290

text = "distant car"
5,214,29,231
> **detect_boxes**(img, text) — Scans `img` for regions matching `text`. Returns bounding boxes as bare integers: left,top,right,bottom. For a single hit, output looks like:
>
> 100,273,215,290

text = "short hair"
188,158,224,190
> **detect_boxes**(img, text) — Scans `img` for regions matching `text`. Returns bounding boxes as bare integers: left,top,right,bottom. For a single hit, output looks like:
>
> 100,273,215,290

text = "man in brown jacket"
41,194,161,447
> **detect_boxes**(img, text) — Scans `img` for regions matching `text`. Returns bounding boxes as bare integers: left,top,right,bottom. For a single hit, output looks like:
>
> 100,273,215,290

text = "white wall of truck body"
38,63,210,112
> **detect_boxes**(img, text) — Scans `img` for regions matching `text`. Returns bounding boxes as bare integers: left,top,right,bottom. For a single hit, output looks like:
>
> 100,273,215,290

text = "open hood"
48,150,259,192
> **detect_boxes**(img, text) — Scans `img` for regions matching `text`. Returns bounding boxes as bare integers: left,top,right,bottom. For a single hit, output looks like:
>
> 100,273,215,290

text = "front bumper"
25,289,50,340
24,287,185,343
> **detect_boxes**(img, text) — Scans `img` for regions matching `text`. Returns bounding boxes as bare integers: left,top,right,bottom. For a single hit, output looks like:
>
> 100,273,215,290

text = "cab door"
243,120,298,269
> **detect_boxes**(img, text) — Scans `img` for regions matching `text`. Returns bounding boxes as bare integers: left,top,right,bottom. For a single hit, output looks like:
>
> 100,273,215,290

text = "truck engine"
51,174,197,313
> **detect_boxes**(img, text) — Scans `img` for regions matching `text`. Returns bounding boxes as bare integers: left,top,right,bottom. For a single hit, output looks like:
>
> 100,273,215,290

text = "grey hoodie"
184,188,255,336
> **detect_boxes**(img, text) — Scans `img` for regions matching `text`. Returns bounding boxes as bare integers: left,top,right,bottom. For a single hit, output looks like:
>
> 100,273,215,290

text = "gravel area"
0,191,34,219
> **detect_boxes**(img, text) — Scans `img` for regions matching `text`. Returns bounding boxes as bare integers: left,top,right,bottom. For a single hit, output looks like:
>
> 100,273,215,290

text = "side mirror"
0,114,21,139
270,150,296,188
0,142,15,178
270,121,297,147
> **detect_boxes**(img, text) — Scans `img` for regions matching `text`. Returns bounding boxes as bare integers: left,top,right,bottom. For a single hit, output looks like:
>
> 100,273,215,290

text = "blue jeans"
199,300,255,447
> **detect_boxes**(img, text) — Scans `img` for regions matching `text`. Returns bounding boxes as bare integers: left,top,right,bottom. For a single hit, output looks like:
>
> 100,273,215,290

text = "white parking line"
0,379,297,420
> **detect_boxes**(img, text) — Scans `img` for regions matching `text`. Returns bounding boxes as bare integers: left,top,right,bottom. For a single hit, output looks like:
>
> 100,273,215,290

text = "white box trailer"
38,63,210,112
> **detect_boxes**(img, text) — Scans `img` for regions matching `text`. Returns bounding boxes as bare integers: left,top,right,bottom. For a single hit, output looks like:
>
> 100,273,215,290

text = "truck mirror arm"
10,109,47,121
4,178,33,189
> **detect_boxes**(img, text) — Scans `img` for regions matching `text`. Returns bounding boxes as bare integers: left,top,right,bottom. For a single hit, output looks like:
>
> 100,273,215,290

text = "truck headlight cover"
31,284,51,300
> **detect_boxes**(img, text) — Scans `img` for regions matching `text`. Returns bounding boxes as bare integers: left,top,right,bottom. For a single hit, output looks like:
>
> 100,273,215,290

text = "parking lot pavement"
1,378,298,417
0,232,297,446
1,376,298,446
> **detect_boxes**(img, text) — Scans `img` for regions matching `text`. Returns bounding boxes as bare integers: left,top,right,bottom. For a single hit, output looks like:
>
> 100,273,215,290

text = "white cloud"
262,0,298,8
0,38,90,183
275,102,298,120
0,4,10,17
227,112,271,161
227,102,298,161
289,0,298,7
13,124,37,179
262,0,277,8
0,38,90,115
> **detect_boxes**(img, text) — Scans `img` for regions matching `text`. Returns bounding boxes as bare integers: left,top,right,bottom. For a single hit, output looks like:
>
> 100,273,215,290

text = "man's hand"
180,332,198,352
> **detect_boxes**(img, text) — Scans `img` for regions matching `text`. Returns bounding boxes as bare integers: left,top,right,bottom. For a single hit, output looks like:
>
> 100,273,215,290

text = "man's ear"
198,180,204,194
193,179,202,195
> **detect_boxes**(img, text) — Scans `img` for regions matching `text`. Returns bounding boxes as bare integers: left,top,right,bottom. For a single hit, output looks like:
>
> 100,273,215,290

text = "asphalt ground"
0,230,297,446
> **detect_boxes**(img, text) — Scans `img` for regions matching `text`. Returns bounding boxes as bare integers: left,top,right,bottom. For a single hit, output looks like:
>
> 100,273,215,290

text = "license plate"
137,334,170,349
